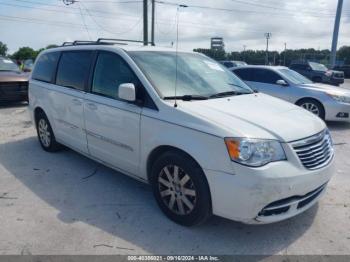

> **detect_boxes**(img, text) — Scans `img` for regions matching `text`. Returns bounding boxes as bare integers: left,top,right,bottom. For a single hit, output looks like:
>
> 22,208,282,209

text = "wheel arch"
34,106,46,124
146,145,204,183
295,97,326,117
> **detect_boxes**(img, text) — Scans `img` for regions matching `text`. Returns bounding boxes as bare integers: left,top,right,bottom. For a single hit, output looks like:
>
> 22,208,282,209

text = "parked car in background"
29,42,334,226
220,60,247,69
0,57,29,102
233,65,350,121
333,65,350,78
23,59,34,72
289,61,344,86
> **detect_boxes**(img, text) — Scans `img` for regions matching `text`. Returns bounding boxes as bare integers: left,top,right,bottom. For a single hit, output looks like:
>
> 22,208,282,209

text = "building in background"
211,37,225,51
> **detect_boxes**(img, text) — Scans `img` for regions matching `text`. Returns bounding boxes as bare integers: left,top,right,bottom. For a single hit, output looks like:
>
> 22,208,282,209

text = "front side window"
129,51,252,98
253,69,281,84
233,68,254,81
92,52,139,99
32,52,60,82
56,51,92,91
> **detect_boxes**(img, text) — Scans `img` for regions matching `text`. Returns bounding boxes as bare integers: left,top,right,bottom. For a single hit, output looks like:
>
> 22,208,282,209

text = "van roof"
44,43,193,54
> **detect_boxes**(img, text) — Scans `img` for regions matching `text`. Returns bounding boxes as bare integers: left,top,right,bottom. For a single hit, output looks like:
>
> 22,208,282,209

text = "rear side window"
56,51,92,91
253,69,281,84
291,64,307,70
223,62,234,68
32,52,60,83
92,52,139,99
234,68,254,81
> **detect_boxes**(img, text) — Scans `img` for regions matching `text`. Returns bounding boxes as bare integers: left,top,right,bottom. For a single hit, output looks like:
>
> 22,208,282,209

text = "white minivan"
29,40,334,226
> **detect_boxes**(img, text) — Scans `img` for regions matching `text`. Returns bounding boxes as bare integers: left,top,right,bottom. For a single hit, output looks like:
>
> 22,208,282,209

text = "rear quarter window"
32,52,60,83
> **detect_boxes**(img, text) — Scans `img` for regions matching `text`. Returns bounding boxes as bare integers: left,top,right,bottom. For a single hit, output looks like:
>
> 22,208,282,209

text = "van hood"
0,71,29,82
176,93,325,142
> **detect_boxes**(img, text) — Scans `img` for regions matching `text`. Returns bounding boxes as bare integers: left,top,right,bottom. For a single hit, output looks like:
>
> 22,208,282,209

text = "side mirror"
118,83,136,102
276,79,288,86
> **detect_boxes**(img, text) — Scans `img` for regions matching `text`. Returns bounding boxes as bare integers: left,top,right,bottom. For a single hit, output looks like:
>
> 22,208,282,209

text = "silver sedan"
232,65,350,121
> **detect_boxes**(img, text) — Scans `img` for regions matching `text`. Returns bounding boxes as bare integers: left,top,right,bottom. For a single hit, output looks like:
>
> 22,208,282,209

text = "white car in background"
233,65,350,121
29,40,334,226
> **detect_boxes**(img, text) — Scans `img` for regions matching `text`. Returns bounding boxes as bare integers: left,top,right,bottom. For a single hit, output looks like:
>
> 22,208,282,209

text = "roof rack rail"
96,38,154,45
61,38,155,47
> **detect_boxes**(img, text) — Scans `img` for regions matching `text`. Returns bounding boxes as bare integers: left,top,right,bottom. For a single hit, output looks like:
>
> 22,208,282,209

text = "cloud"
1,0,349,53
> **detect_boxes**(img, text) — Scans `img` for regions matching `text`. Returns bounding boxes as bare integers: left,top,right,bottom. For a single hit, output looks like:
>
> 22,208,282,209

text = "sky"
0,0,350,54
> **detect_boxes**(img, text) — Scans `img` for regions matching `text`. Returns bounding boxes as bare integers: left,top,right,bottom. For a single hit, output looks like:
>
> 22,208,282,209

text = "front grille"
292,130,334,170
333,72,344,78
0,81,28,92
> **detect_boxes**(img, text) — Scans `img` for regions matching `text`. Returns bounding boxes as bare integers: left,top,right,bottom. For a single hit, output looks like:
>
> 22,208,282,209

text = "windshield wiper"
163,95,209,101
209,90,250,98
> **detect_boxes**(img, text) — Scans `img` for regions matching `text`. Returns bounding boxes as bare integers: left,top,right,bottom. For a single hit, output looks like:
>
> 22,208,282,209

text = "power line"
78,3,92,40
229,0,337,16
79,1,143,35
155,0,350,18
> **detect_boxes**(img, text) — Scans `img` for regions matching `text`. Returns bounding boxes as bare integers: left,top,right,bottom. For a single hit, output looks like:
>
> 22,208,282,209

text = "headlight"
325,70,333,77
327,93,350,104
224,138,286,167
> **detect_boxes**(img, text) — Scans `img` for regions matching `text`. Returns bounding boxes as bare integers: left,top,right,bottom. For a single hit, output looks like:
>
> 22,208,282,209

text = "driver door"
248,69,293,102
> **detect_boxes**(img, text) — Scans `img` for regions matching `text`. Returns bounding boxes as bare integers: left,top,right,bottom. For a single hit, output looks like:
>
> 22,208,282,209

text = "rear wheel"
36,112,61,152
150,151,212,226
297,99,325,120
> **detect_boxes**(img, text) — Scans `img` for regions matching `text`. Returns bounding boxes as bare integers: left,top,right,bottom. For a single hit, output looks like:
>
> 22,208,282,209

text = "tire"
297,99,325,120
35,112,61,152
150,151,212,226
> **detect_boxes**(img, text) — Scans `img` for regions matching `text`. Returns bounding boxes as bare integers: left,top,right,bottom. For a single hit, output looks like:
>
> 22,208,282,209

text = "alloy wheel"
38,118,51,147
301,102,320,116
158,165,197,215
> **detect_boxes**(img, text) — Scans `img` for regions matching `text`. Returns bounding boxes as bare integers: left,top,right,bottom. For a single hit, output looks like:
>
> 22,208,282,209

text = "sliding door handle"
72,98,82,106
86,103,97,110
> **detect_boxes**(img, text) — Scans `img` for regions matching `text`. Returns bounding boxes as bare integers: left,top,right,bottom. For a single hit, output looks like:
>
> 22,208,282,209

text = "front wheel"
150,151,212,226
297,99,325,120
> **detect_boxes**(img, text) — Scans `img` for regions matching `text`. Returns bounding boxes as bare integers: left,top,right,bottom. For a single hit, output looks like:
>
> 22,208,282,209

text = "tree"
337,46,350,64
0,41,8,56
193,48,226,61
46,44,58,49
11,47,37,61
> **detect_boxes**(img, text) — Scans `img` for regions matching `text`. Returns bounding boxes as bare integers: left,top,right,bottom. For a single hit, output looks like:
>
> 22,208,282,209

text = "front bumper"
325,76,344,85
204,145,334,224
324,100,350,122
0,83,28,102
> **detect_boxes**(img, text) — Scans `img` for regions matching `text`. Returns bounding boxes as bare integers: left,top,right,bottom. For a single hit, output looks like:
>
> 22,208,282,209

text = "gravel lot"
0,80,349,255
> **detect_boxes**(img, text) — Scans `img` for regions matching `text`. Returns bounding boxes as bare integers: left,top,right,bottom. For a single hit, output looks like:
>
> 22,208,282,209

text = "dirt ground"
0,80,349,255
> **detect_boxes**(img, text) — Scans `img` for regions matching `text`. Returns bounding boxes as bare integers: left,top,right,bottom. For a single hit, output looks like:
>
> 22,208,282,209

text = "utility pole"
264,33,272,65
151,0,155,45
243,45,246,61
143,0,148,45
330,0,343,68
284,42,287,66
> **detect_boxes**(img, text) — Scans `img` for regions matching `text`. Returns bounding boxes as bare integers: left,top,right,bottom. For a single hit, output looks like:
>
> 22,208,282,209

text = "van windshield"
128,51,253,99
278,68,313,85
0,58,20,72
309,62,328,72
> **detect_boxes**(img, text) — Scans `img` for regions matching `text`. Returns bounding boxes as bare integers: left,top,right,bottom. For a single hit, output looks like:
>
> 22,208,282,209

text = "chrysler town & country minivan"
29,40,334,226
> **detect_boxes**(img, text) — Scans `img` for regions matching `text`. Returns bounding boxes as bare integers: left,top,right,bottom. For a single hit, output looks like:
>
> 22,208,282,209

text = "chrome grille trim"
292,130,334,170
